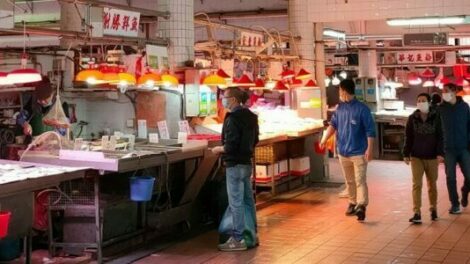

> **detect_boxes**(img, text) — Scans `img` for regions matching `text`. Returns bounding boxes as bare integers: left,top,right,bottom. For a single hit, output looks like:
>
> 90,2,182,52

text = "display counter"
0,160,88,263
20,140,217,263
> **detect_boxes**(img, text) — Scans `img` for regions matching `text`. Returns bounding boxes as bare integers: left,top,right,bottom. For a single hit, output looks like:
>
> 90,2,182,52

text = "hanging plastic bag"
218,206,257,248
42,94,70,129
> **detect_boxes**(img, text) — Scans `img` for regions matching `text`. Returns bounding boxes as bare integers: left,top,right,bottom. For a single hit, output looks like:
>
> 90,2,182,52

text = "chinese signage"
240,31,264,47
404,33,448,46
103,8,140,37
397,51,434,64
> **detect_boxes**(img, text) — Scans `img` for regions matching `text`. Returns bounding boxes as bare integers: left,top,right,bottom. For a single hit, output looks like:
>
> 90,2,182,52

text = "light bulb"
339,71,347,79
86,77,97,84
324,77,331,86
145,80,155,88
332,76,341,86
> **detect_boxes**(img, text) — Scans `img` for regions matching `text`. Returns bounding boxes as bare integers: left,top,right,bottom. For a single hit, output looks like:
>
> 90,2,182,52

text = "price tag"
149,133,159,144
137,120,148,139
157,120,170,139
177,132,188,144
178,120,191,134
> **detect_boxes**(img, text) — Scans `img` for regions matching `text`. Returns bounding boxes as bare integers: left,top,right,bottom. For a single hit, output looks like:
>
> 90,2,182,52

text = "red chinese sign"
397,51,434,64
103,8,140,37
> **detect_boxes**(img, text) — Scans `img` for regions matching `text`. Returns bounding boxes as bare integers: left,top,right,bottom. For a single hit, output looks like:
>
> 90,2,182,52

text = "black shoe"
356,205,366,222
431,210,438,221
409,213,422,224
461,187,468,208
345,203,357,216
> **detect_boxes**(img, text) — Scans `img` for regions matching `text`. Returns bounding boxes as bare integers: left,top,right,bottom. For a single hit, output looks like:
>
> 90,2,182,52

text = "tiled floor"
136,159,470,264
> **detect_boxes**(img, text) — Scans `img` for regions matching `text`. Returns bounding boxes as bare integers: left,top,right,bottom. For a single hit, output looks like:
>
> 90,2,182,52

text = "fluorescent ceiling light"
323,29,346,39
387,16,465,26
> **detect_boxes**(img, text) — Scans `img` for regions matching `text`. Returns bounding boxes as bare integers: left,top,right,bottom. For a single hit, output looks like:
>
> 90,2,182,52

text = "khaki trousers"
339,155,369,206
410,158,438,214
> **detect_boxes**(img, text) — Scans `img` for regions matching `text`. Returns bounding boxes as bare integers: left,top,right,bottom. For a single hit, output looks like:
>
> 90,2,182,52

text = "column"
157,0,194,69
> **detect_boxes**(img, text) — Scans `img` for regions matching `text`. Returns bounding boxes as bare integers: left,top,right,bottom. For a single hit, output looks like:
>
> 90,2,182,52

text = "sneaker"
449,206,462,215
409,213,422,224
461,187,469,208
431,210,438,221
218,237,247,251
356,205,366,222
345,203,357,216
338,188,349,198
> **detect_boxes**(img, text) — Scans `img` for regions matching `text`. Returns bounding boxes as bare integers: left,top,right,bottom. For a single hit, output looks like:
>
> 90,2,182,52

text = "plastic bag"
218,206,257,248
42,95,70,129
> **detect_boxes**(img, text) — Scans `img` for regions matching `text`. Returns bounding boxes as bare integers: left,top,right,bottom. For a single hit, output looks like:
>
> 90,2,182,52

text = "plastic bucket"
130,177,155,202
0,211,11,239
314,142,326,155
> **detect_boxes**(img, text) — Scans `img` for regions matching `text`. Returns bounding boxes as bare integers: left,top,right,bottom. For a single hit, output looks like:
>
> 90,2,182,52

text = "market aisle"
136,159,470,264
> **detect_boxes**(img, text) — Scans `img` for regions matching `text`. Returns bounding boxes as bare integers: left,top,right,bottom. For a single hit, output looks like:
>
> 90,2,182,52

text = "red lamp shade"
216,69,231,79
296,68,311,80
0,72,10,85
291,78,303,86
455,77,469,87
305,79,318,87
235,74,254,87
453,64,468,78
281,69,295,80
273,80,289,92
407,72,422,86
421,68,435,78
7,68,42,84
251,79,266,90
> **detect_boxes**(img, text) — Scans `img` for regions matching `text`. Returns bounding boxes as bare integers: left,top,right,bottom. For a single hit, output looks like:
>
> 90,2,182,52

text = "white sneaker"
218,237,247,251
338,188,349,198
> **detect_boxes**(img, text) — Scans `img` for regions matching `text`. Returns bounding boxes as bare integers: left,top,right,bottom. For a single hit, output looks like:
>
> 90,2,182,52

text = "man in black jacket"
403,93,444,224
439,83,470,214
212,87,259,251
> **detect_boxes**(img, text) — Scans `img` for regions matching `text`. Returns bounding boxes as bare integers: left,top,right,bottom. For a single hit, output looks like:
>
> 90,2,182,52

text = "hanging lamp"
325,77,331,86
75,69,104,84
305,79,318,87
250,79,266,90
161,74,179,86
280,69,295,80
203,74,227,87
332,75,341,86
339,70,348,79
296,68,311,80
234,74,255,87
117,73,136,85
408,72,422,86
0,72,11,85
420,68,435,79
138,72,161,87
102,73,120,84
455,77,469,87
273,80,289,92
7,22,42,84
216,69,231,80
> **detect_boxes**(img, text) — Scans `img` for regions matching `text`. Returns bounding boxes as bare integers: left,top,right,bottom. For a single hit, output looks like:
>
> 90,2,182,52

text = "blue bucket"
130,176,155,202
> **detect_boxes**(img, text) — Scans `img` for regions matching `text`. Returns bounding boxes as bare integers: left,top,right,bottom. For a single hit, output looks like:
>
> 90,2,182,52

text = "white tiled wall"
305,0,470,23
158,0,194,68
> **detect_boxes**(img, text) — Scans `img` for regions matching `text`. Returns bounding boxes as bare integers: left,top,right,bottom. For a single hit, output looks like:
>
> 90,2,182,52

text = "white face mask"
442,92,454,102
417,102,429,113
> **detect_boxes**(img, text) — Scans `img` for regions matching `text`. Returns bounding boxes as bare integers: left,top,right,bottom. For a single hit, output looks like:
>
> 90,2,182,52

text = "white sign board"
103,8,140,37
178,120,191,134
157,120,170,140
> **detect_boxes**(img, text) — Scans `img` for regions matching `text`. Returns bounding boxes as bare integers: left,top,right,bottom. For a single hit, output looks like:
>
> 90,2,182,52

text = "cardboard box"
289,156,310,176
255,163,280,183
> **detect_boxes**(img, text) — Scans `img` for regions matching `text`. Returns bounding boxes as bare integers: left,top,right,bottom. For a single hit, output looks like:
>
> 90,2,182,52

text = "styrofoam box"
279,160,289,177
255,163,280,183
289,156,310,176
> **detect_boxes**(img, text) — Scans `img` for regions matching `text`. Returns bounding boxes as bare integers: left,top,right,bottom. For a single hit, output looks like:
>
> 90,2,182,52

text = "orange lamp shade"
103,73,120,84
75,70,104,83
203,74,227,86
7,68,42,84
296,68,311,80
138,73,161,86
118,73,136,85
161,74,179,86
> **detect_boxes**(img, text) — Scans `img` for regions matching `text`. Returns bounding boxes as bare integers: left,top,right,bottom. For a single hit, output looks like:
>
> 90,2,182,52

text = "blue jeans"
224,164,256,242
444,150,470,207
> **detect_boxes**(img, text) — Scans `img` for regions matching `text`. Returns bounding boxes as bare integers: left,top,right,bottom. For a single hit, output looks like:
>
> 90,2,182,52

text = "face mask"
417,102,429,113
442,93,454,102
222,98,230,109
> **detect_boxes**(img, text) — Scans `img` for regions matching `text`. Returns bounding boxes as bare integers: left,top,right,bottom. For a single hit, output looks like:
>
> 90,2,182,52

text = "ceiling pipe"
0,26,169,46
203,9,287,20
57,0,170,19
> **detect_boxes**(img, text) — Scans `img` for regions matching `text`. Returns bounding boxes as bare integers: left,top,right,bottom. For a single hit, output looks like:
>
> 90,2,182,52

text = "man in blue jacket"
438,83,470,214
320,79,376,221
